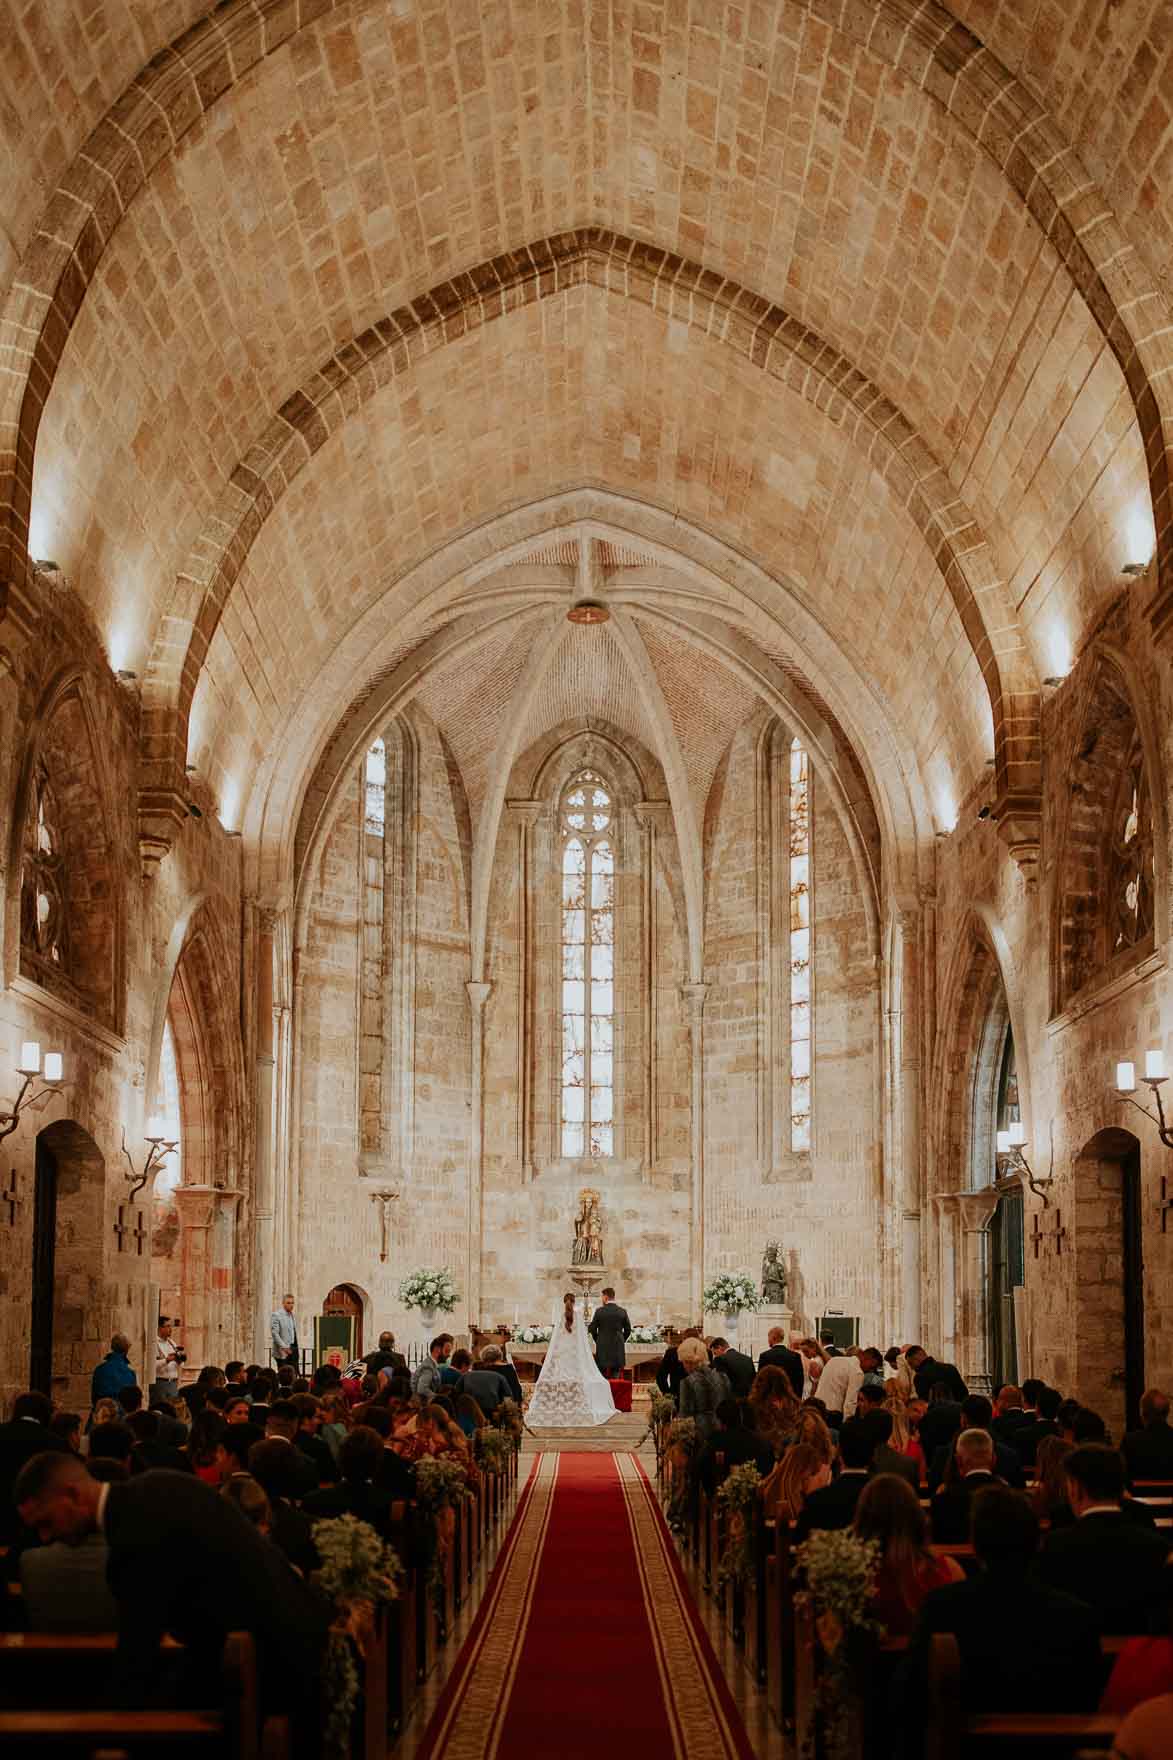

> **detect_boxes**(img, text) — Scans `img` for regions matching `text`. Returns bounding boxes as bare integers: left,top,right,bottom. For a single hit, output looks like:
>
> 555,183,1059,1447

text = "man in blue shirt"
91,1334,136,1404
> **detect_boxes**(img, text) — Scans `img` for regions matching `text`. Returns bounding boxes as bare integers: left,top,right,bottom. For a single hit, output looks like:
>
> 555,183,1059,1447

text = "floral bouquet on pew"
665,1415,701,1534
496,1397,524,1450
313,1514,402,1760
715,1462,763,1587
794,1528,882,1759
637,1387,677,1463
476,1426,511,1476
414,1456,473,1617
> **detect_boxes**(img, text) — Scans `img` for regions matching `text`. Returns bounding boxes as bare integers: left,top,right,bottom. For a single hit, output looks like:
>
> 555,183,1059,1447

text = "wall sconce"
1114,1051,1172,1149
0,1043,66,1146
122,1117,178,1202
996,1119,1055,1206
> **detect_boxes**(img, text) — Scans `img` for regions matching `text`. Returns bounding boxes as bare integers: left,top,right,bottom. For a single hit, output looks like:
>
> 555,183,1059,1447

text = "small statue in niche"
572,1188,604,1266
761,1241,788,1305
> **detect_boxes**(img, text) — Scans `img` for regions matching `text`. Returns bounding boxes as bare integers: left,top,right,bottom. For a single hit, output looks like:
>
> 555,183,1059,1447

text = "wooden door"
323,1284,364,1357
30,1135,57,1395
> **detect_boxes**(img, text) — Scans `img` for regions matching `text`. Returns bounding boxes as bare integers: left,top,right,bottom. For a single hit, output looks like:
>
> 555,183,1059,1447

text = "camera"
174,1347,187,1365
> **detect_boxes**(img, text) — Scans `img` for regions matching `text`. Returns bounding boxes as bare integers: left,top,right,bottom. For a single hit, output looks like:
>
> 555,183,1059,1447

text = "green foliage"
715,1462,763,1587
312,1516,401,1760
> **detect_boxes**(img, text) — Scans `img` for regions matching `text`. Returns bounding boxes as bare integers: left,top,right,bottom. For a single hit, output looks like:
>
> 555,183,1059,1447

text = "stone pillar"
211,1188,243,1361
465,980,492,1328
506,801,543,1179
634,802,670,1173
252,909,277,1363
173,1185,219,1371
682,980,709,1317
885,904,923,1345
958,1190,998,1389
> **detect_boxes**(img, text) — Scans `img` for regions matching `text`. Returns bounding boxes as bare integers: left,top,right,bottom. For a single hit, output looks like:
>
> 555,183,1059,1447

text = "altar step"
521,1410,650,1454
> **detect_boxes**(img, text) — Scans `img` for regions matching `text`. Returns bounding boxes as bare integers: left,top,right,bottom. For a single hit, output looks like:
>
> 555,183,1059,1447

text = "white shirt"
154,1337,179,1377
817,1354,863,1416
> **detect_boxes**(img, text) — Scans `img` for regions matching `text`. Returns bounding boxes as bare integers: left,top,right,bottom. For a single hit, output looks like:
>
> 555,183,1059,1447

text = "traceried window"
1107,733,1154,956
789,739,812,1153
155,1019,183,1196
20,759,69,977
560,772,615,1159
364,736,386,836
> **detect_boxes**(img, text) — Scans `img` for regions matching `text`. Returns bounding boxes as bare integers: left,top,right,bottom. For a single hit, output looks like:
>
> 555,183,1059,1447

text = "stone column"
958,1190,999,1389
252,909,277,1364
465,981,492,1329
211,1188,243,1361
173,1185,219,1372
634,802,670,1173
682,980,709,1317
885,903,923,1346
506,801,542,1179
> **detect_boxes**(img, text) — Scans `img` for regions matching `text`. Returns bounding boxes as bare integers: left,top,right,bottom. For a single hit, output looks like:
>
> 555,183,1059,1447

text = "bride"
527,1291,615,1429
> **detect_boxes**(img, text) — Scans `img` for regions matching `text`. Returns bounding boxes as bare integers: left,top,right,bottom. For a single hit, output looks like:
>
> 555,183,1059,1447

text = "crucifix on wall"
370,1189,399,1263
1159,1176,1173,1234
113,1204,129,1252
132,1209,148,1256
1030,1213,1044,1260
3,1169,18,1227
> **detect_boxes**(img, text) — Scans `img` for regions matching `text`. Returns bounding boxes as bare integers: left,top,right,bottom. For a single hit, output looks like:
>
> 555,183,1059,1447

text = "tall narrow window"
789,739,812,1152
364,736,386,836
155,1019,183,1196
561,772,614,1159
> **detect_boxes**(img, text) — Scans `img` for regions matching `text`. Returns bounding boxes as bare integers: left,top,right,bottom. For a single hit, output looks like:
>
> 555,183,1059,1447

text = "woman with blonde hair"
677,1336,726,1440
761,1441,831,1523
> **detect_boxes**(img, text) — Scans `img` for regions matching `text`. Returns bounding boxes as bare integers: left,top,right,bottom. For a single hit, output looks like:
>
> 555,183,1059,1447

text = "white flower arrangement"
398,1266,459,1313
702,1271,762,1314
629,1324,665,1343
516,1324,553,1343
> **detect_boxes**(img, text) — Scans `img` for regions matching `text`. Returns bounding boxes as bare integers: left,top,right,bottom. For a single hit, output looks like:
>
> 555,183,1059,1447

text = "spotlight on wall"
1122,561,1149,578
187,802,202,819
1112,1049,1173,1148
1042,676,1066,688
122,1119,178,1202
976,804,992,821
33,560,60,574
116,670,137,683
0,1043,66,1146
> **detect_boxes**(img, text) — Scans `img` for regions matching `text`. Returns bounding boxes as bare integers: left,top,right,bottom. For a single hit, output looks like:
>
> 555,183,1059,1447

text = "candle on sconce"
146,1117,164,1141
1008,1122,1027,1148
656,1303,662,1324
1117,1061,1137,1093
42,1052,63,1083
996,1130,1011,1156
1145,1049,1166,1081
513,1305,519,1327
19,1042,40,1075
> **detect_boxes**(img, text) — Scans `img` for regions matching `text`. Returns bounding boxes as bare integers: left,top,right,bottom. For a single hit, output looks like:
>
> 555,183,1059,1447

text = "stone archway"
1073,1127,1144,1433
31,1119,105,1406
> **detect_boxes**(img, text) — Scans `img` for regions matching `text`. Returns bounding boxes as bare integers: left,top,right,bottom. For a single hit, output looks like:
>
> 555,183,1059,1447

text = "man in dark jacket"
757,1327,804,1399
901,1486,1101,1754
302,1426,413,1535
461,1346,512,1417
1122,1388,1173,1483
588,1289,632,1381
1010,1384,1062,1470
365,1330,409,1380
796,1419,873,1538
0,1393,69,1543
1034,1444,1172,1633
694,1400,774,1497
930,1429,1003,1544
907,1346,967,1404
928,1395,1024,1491
710,1337,756,1398
16,1454,330,1714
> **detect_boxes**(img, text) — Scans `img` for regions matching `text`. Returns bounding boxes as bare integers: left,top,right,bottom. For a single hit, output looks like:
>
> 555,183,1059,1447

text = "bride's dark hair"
562,1291,575,1333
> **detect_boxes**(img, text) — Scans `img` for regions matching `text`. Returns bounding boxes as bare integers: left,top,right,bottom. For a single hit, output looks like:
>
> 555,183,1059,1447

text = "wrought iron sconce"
122,1117,178,1202
1114,1051,1173,1149
996,1119,1055,1207
0,1042,65,1147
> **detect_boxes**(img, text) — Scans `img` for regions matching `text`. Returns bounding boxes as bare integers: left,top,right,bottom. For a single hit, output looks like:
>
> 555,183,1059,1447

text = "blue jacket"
91,1350,137,1405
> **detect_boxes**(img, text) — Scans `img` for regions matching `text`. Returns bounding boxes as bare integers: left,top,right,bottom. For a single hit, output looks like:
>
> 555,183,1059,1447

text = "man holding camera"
152,1316,184,1405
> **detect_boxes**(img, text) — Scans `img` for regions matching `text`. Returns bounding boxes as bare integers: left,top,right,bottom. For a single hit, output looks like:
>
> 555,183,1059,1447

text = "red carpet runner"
416,1453,755,1759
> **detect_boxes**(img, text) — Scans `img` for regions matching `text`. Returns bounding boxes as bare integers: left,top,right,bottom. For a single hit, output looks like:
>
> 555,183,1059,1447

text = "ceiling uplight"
567,599,610,624
1122,502,1155,577
1121,560,1148,577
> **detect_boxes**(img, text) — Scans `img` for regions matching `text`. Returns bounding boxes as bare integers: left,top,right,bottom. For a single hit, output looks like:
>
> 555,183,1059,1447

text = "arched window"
20,758,69,979
789,739,812,1152
364,736,386,836
560,771,615,1160
155,1018,183,1196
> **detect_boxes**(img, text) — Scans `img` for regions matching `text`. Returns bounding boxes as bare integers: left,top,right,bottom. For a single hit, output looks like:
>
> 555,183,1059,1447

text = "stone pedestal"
746,1302,794,1365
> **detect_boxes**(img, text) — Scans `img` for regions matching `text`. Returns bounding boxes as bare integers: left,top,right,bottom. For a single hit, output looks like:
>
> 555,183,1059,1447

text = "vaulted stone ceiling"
4,0,1173,906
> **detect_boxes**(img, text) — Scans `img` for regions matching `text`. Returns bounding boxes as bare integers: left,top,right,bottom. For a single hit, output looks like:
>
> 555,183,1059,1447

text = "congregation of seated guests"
665,1332,1173,1757
0,1324,523,1754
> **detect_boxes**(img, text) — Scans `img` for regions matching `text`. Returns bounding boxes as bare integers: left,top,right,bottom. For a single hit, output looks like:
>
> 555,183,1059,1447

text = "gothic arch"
6,665,125,1034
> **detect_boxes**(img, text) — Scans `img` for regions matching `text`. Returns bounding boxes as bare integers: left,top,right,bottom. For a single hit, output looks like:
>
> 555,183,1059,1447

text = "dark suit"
696,1427,774,1497
296,1430,333,1485
756,1344,804,1399
0,1419,69,1544
303,1478,404,1541
990,1408,1031,1446
1009,1416,1058,1470
656,1346,686,1402
1034,1510,1172,1633
588,1303,632,1377
497,1360,523,1404
1122,1421,1173,1483
928,1435,1023,1492
713,1347,756,1398
899,1566,1101,1750
367,1349,409,1380
795,1471,869,1539
102,1472,330,1710
913,1358,968,1403
930,1470,1001,1544
918,1400,963,1461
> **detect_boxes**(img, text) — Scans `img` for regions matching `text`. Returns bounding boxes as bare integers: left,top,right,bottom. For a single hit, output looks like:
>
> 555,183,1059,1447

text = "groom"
588,1288,632,1382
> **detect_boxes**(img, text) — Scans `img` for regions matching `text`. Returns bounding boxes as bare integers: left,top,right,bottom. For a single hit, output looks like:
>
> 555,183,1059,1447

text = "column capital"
634,799,672,832
466,980,492,1012
681,980,709,1020
172,1185,220,1229
505,798,544,828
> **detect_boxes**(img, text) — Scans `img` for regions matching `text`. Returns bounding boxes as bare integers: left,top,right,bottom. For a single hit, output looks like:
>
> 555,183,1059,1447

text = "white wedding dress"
526,1304,616,1429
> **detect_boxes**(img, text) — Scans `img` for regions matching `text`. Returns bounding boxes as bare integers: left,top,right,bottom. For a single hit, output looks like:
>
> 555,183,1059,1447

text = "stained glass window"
789,739,812,1153
364,736,386,836
561,772,614,1159
1108,734,1154,956
20,759,68,974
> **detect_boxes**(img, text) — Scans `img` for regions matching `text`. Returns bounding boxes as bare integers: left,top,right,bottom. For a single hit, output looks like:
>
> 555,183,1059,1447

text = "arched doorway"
322,1284,365,1359
31,1120,105,1405
1074,1127,1144,1432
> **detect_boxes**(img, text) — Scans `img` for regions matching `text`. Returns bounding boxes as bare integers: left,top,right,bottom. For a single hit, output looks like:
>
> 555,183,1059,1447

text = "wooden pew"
926,1633,1121,1756
0,1631,284,1760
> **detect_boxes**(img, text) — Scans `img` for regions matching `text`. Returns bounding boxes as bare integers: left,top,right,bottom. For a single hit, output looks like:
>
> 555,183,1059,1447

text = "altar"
509,1343,664,1384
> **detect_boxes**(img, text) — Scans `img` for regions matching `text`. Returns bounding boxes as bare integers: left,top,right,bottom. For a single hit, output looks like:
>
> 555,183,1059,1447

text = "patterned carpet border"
413,1454,558,1760
617,1454,757,1759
